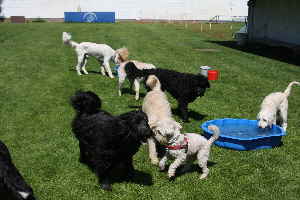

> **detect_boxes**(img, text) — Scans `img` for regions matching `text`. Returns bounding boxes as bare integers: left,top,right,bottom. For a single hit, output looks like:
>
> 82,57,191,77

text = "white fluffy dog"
116,48,156,100
257,81,300,131
62,32,123,78
142,75,182,165
158,125,220,180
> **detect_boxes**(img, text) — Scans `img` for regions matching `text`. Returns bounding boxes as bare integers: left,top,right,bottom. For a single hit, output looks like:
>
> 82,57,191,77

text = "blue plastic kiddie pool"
201,118,286,151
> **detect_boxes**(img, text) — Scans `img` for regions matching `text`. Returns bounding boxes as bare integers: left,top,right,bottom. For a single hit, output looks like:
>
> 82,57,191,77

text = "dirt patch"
193,48,221,52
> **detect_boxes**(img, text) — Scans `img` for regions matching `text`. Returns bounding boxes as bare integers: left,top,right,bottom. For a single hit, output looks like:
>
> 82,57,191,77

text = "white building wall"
1,0,248,20
248,0,300,46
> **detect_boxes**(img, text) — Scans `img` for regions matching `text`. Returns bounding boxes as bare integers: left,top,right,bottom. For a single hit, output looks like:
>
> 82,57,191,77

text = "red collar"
165,137,188,150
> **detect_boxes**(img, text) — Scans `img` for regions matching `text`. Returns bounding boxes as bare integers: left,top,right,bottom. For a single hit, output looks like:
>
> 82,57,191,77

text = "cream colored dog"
62,32,123,78
257,81,300,131
115,48,156,100
142,75,182,165
159,125,220,180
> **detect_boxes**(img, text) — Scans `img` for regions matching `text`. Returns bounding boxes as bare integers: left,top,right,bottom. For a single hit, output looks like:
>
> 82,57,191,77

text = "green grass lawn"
0,21,299,200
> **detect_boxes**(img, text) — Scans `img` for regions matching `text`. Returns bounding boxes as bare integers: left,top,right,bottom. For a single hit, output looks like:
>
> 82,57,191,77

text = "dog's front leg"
81,56,89,75
118,74,126,96
178,101,189,122
159,153,168,171
75,50,85,75
148,137,159,165
133,79,140,100
100,177,112,191
103,61,114,78
95,166,113,191
279,100,288,131
168,152,186,180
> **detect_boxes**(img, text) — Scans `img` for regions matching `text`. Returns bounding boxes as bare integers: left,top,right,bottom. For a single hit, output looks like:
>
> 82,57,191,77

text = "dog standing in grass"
158,125,220,180
142,75,182,165
70,90,153,191
62,32,123,78
257,81,300,131
125,62,210,122
115,48,156,100
0,140,36,200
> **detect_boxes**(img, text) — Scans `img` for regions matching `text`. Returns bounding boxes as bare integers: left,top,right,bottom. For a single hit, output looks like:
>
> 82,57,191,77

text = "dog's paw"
168,176,176,181
150,159,159,166
200,174,208,179
101,183,112,191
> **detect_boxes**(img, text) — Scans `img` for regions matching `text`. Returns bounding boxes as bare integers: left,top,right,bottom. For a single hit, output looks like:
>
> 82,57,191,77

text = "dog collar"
165,137,188,150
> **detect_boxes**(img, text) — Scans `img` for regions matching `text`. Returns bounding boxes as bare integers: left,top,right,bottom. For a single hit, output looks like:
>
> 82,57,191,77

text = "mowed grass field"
0,22,299,200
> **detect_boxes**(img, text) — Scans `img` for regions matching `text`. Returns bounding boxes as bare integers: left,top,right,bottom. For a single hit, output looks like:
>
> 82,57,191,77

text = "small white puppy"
142,75,182,165
158,125,220,180
115,48,156,100
62,32,122,78
257,81,300,131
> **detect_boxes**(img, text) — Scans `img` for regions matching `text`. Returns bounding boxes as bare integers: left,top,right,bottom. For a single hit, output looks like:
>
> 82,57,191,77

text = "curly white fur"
142,75,182,165
257,81,300,131
62,32,121,78
118,59,156,100
159,125,220,179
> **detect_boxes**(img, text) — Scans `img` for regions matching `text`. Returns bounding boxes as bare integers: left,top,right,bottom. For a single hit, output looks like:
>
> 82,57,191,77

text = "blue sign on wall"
64,12,115,23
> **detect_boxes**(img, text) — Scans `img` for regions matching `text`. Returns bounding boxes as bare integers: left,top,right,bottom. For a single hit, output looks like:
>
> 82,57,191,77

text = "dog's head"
114,47,129,64
70,90,102,115
119,110,153,142
146,75,161,91
149,119,182,144
195,75,210,97
257,112,273,129
62,32,71,44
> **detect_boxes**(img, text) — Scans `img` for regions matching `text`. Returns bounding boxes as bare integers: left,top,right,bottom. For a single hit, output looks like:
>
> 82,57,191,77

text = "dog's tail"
283,81,300,97
70,90,101,114
124,62,155,79
62,32,79,48
207,125,220,146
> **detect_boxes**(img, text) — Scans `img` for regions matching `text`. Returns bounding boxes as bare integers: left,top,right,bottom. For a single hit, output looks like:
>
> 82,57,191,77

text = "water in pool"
219,124,273,139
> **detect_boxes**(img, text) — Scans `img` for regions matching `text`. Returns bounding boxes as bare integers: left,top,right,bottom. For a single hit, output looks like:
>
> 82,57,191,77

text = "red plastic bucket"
208,70,219,80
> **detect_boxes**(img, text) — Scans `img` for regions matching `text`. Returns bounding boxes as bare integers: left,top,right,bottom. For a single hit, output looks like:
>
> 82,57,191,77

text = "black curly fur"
70,90,153,191
0,141,36,200
125,62,210,121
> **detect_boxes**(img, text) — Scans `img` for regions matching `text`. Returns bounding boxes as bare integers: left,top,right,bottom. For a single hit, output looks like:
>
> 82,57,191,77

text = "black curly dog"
0,140,36,200
125,62,210,122
70,90,153,191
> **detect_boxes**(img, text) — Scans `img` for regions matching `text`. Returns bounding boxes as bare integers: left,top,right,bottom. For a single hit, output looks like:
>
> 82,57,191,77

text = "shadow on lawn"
107,168,153,187
121,88,146,99
160,161,217,179
207,41,300,66
172,108,207,121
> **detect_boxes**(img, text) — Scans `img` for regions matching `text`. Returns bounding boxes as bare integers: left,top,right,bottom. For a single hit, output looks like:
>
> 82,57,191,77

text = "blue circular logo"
83,12,98,23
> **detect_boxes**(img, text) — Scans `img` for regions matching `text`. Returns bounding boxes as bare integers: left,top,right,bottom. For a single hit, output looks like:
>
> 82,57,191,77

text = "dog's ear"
256,112,261,120
116,47,129,62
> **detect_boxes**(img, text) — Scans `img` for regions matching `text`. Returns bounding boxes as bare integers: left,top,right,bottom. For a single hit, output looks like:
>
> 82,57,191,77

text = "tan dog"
142,75,182,165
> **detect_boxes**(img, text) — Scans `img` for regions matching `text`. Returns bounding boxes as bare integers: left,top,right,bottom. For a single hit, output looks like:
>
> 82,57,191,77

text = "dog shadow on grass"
160,161,217,179
106,166,153,187
119,88,146,99
172,109,207,121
